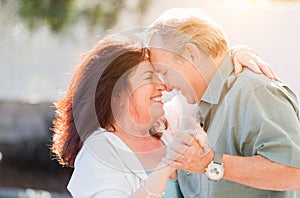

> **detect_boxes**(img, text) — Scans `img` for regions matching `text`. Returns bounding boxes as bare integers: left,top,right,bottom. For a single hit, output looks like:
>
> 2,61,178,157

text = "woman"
51,35,275,197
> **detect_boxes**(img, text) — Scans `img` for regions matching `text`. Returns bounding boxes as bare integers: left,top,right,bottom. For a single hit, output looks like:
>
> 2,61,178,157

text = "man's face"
149,36,201,104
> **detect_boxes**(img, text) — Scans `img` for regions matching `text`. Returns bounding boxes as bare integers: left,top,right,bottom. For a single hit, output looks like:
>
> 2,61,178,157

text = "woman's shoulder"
75,129,122,164
85,128,108,141
69,129,134,197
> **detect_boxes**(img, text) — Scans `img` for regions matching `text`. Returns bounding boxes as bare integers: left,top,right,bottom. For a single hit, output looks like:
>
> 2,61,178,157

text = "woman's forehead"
135,61,155,73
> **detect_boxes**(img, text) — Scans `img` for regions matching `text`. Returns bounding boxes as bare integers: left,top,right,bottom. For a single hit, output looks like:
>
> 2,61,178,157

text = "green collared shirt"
178,54,300,198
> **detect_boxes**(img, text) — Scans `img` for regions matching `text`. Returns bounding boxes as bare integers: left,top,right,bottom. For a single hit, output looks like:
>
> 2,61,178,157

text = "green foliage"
137,0,150,16
80,0,125,31
14,0,149,33
18,0,73,32
12,0,299,33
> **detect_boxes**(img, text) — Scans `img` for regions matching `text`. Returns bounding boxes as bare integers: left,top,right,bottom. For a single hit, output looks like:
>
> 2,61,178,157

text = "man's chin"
181,91,197,105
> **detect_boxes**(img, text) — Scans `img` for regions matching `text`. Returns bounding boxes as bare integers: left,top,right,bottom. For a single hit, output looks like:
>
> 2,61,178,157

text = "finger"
189,118,206,139
194,130,207,143
193,129,211,156
256,59,275,79
233,56,243,74
170,138,190,153
269,67,279,81
166,147,183,161
247,60,262,74
167,140,189,158
176,152,190,163
172,160,187,170
175,131,195,145
259,61,279,81
162,158,184,169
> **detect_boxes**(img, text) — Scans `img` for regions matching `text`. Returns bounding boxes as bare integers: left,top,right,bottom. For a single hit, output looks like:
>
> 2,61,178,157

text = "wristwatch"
205,151,224,181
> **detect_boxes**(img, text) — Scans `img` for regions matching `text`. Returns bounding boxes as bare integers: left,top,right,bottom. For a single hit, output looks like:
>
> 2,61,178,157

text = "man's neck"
195,52,227,103
213,52,227,70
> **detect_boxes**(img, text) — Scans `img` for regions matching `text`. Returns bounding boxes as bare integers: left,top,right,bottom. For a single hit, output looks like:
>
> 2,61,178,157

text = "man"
147,8,300,197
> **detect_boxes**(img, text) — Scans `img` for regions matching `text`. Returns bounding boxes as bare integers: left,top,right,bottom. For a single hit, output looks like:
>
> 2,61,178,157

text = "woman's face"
127,61,165,126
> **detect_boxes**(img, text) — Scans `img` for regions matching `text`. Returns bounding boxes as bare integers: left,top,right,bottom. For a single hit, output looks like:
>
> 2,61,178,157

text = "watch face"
205,162,224,181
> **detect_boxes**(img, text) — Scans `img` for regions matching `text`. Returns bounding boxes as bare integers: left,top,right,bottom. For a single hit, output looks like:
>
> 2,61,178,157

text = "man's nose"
153,76,166,92
161,76,172,92
164,86,172,92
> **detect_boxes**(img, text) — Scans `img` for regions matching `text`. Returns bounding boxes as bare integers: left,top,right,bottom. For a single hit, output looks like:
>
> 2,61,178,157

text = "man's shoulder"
234,69,273,90
228,69,291,95
229,69,299,108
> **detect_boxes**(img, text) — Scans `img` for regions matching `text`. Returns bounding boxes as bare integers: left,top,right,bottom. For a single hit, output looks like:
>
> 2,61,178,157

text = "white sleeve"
68,141,133,198
163,95,182,134
164,94,199,133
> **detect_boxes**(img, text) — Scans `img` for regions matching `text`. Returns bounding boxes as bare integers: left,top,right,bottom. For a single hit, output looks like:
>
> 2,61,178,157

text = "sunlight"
18,189,52,198
223,0,271,9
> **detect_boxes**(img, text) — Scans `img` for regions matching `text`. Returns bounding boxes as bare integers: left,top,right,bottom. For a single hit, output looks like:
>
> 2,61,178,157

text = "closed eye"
142,71,154,80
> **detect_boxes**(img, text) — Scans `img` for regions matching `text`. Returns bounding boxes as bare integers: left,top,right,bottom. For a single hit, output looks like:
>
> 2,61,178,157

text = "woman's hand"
230,45,278,80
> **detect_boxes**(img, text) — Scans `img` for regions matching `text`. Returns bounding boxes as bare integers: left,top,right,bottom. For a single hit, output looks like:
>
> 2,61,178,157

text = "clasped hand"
163,119,213,174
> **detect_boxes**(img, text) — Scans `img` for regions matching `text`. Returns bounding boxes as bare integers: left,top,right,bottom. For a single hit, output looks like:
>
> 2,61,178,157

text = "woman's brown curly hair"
51,37,150,167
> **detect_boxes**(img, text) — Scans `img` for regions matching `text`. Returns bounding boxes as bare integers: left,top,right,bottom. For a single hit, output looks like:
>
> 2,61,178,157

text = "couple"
51,8,300,198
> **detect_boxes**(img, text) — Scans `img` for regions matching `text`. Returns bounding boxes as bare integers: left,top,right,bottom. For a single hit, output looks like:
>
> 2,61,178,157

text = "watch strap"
213,151,223,165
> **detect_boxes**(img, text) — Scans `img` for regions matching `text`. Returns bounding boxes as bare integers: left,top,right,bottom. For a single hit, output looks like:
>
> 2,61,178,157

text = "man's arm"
223,154,300,191
167,132,300,191
166,80,300,191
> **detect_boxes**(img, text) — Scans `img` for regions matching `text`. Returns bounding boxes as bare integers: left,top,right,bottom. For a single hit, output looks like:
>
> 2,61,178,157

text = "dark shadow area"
0,101,73,196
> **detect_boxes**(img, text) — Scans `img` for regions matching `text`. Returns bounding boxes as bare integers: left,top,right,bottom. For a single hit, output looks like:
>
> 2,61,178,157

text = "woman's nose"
153,74,166,91
160,75,172,92
155,73,172,92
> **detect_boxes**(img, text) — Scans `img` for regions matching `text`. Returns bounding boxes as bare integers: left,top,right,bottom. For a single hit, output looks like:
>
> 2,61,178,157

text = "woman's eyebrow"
141,71,154,76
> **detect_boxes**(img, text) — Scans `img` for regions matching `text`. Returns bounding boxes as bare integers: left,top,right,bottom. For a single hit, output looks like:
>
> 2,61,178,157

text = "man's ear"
184,43,200,62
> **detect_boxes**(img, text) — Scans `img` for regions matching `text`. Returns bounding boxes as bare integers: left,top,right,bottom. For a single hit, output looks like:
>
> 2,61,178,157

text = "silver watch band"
213,151,223,165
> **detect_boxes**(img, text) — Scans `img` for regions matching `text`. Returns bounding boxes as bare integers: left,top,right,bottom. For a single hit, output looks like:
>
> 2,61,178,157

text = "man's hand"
164,120,214,173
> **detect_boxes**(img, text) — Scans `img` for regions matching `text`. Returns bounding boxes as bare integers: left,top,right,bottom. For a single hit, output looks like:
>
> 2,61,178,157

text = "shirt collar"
201,54,234,104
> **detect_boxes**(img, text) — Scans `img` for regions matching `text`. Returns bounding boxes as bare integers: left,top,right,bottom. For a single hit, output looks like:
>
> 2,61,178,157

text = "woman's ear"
112,93,125,107
184,42,201,65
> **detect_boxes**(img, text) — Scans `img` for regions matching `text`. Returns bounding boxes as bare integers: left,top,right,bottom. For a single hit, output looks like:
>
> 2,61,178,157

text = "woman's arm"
129,163,175,198
92,162,175,198
69,135,175,198
230,45,278,80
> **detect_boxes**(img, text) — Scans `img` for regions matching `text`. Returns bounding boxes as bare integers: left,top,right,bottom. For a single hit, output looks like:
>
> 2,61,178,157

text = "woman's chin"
150,105,165,120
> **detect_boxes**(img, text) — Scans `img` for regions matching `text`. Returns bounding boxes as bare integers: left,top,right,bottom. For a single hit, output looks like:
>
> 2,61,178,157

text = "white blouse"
68,129,174,197
67,94,198,197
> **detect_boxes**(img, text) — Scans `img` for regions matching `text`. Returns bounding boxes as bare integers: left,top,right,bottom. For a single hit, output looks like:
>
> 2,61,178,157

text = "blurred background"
0,0,299,197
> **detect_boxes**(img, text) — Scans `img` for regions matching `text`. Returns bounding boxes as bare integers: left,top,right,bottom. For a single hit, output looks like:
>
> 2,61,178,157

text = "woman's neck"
110,121,166,170
112,114,155,138
112,122,151,139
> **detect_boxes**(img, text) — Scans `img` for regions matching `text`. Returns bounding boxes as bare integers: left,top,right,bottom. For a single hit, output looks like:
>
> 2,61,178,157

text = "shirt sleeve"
240,82,300,168
163,95,182,133
164,94,199,133
68,138,133,198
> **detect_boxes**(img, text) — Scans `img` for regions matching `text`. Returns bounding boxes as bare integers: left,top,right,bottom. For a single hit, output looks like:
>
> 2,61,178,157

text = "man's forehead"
148,33,165,49
148,37,179,57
